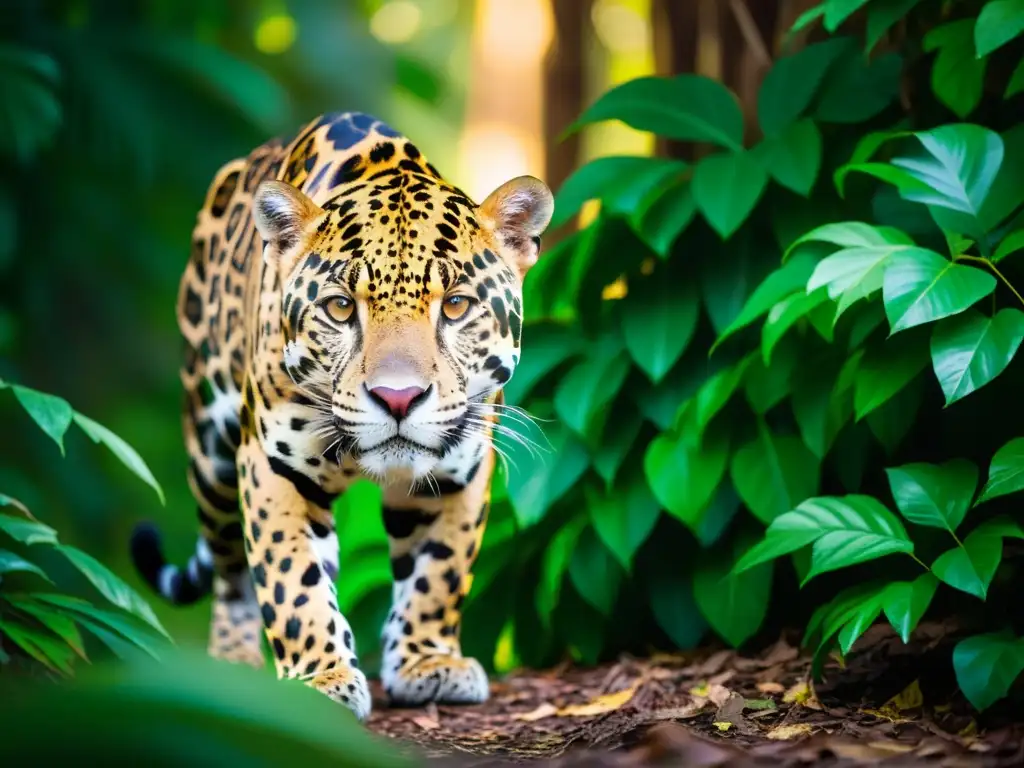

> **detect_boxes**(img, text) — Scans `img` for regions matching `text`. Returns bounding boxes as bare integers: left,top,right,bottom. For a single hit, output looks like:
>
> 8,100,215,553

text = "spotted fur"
129,112,553,721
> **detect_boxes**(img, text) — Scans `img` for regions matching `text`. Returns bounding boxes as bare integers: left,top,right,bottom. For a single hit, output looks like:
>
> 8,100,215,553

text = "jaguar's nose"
367,385,429,420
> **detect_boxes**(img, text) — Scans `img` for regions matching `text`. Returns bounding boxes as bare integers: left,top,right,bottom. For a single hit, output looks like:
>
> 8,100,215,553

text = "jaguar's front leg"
236,435,371,721
380,450,493,706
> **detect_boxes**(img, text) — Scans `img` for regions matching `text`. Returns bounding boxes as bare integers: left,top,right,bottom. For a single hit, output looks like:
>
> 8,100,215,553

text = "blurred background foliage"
3,0,1024,718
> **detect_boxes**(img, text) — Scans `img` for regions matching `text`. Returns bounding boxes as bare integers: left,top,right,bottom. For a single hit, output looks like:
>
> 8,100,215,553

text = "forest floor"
367,623,1024,767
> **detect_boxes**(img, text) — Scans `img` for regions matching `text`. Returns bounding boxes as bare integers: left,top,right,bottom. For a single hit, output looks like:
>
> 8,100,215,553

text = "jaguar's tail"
130,522,213,605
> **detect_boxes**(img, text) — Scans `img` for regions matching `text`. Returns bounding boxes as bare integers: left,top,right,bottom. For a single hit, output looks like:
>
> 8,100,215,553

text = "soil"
366,623,1024,767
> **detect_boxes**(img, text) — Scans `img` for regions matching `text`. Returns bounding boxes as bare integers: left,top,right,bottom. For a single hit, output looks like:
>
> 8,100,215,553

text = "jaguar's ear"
479,175,554,279
253,180,325,260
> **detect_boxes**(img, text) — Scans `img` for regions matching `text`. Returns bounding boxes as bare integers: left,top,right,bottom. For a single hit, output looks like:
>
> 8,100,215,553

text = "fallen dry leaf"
783,682,811,704
689,682,731,707
512,703,558,722
411,715,440,731
512,685,639,721
767,723,814,740
712,721,733,732
756,682,785,695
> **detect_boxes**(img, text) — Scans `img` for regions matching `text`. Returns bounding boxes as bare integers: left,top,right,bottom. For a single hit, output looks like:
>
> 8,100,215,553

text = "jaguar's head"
253,170,553,480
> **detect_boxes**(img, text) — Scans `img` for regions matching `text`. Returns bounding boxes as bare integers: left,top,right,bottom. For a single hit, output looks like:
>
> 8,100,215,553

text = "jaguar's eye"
442,295,473,322
322,296,354,324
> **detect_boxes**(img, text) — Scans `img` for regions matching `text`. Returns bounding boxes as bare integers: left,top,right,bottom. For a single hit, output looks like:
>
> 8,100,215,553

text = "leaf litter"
367,622,1024,766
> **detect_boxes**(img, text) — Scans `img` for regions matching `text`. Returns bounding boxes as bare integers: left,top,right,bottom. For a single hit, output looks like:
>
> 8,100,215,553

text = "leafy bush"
324,0,1024,713
0,378,169,675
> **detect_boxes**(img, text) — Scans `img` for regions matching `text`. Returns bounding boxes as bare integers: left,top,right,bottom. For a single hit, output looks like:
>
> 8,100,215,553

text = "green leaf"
0,550,50,581
882,249,996,334
711,253,818,352
757,38,848,136
554,336,632,440
9,385,73,454
884,460,978,532
865,0,925,53
0,44,63,164
974,0,1024,57
72,412,165,504
807,244,917,320
730,424,820,524
789,5,825,35
568,526,622,616
923,20,988,118
823,0,871,31
4,595,86,659
536,516,586,625
30,593,167,660
930,308,1024,405
694,535,773,648
894,125,1005,221
649,570,708,650
883,573,939,643
993,230,1024,263
744,340,800,414
953,630,1024,711
977,438,1024,504
591,406,643,486
587,472,660,570
621,278,699,382
0,492,30,516
784,220,914,260
755,119,822,196
853,334,928,420
550,156,687,230
569,74,744,150
693,150,768,239
791,354,856,458
737,495,913,580
504,322,584,404
57,545,170,639
629,177,696,258
0,513,57,546
837,591,885,654
814,46,901,124
762,289,829,364
1006,57,1024,98
693,356,754,430
503,422,589,527
0,617,75,674
644,431,728,529
931,518,1024,599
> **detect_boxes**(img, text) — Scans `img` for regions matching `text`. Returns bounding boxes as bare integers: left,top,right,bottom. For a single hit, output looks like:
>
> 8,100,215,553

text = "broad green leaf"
695,481,741,548
73,412,165,504
503,322,584,404
931,518,1024,599
791,353,857,458
621,279,699,382
953,630,1024,711
0,513,57,546
648,570,708,650
883,573,939,643
882,249,996,334
550,156,687,230
57,545,170,639
0,45,62,164
10,385,73,454
737,495,913,580
974,0,1024,57
693,355,754,430
591,405,643,486
923,20,987,118
503,422,588,527
1007,57,1024,98
587,472,660,570
762,288,829,364
755,119,822,196
784,220,914,262
568,526,622,616
644,431,728,529
30,593,166,660
0,550,50,581
553,336,632,439
865,0,925,53
814,46,901,124
536,515,586,625
977,438,1024,504
976,124,1024,231
692,150,768,239
809,581,888,649
807,244,916,319
4,595,86,658
833,161,935,200
930,308,1024,405
0,492,30,517
884,460,978,532
629,177,696,258
757,38,847,136
853,334,928,420
729,425,820,524
823,0,871,31
789,5,825,35
893,125,1004,221
569,74,744,150
693,535,773,648
993,230,1024,263
711,252,818,352
0,617,75,674
837,591,884,654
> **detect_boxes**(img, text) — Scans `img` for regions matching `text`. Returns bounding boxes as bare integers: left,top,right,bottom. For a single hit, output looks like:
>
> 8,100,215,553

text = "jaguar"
129,111,553,721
